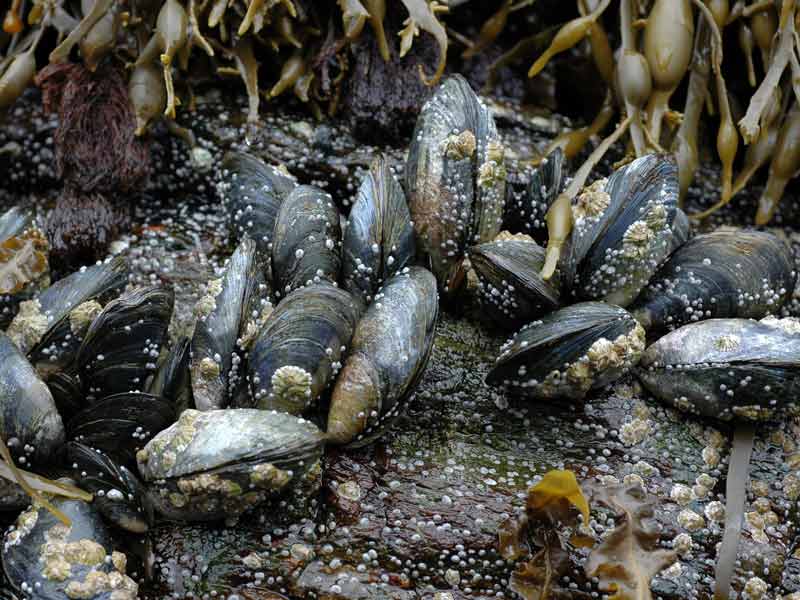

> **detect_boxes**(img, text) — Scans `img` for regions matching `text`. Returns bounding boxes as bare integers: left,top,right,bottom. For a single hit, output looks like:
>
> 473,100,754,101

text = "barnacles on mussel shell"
0,331,65,467
563,154,681,307
631,230,796,334
245,283,362,414
406,74,506,297
486,302,645,400
341,156,415,305
190,238,269,411
2,492,138,599
637,316,800,422
136,408,323,521
467,234,559,330
5,256,128,357
220,152,298,256
327,266,438,446
272,185,342,296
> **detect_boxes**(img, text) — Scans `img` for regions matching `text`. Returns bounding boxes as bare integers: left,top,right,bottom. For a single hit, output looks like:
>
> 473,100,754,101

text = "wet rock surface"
1,94,800,600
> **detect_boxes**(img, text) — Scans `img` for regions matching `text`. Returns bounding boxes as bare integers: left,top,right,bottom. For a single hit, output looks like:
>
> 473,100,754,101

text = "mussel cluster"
0,144,439,594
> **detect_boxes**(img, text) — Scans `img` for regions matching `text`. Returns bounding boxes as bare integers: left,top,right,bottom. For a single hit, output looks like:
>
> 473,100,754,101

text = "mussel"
220,152,298,255
467,234,560,329
66,442,152,534
0,331,65,467
190,238,268,411
406,74,507,296
341,156,415,305
245,283,363,414
637,316,800,421
486,302,645,400
136,408,324,521
6,256,128,358
76,285,174,401
631,230,795,333
272,185,342,296
564,154,681,307
503,147,564,245
327,266,438,446
2,493,138,599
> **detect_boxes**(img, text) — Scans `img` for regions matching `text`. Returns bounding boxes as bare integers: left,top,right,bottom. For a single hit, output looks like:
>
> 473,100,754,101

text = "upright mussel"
245,283,363,414
406,74,507,296
631,230,795,333
327,266,438,446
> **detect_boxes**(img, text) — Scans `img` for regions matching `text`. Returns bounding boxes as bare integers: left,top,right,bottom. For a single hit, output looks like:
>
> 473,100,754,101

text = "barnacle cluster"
0,0,449,131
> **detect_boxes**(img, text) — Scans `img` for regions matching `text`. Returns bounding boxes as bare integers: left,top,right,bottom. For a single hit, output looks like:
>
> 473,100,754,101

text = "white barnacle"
271,366,313,406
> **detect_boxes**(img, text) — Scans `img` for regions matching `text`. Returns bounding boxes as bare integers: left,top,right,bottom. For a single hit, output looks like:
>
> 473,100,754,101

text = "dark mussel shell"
272,185,341,297
6,255,128,356
565,154,680,307
149,336,192,413
486,302,645,400
136,408,324,521
246,283,363,414
467,236,560,329
220,151,298,255
66,442,152,534
631,230,796,334
67,392,175,464
0,206,47,330
2,494,138,599
406,75,506,296
190,238,267,411
503,148,564,244
637,317,800,421
341,156,415,305
0,331,64,466
77,286,174,401
327,266,438,446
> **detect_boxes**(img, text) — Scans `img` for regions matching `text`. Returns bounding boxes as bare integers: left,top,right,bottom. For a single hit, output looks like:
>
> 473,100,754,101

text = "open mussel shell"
486,302,645,400
637,317,800,421
327,266,438,447
66,442,152,534
341,156,415,305
220,152,298,255
0,331,65,466
467,236,560,329
6,255,128,356
272,185,341,297
66,392,176,465
2,493,138,599
77,286,174,401
565,154,680,307
503,147,564,244
136,408,324,521
190,238,266,411
631,230,796,334
246,283,363,414
406,74,506,296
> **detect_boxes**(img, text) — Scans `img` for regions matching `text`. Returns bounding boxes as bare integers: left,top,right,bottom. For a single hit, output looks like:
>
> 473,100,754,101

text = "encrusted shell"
406,75,506,296
486,302,645,400
637,317,800,421
136,408,323,521
564,154,680,307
